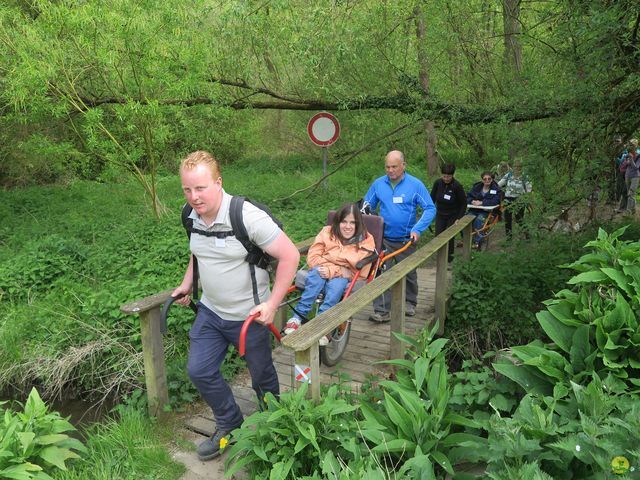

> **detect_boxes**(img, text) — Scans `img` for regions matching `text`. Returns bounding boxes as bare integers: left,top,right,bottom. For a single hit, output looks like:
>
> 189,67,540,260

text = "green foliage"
494,227,640,395
364,327,487,476
483,377,640,479
449,355,519,419
53,407,184,480
447,231,591,357
0,388,86,479
224,384,361,479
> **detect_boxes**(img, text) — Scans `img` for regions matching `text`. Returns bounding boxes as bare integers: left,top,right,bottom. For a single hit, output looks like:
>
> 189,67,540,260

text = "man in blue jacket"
363,150,436,322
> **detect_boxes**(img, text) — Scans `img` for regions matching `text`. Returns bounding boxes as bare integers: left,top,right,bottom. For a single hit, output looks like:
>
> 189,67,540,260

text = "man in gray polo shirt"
172,150,299,461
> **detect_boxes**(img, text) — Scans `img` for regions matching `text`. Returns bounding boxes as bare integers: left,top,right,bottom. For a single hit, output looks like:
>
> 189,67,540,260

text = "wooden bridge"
120,215,474,434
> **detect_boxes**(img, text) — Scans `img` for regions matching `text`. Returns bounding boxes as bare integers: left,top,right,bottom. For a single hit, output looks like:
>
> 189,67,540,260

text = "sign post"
307,112,340,187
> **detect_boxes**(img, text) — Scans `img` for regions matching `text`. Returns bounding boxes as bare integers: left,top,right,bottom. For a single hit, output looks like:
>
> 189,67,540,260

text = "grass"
53,407,185,480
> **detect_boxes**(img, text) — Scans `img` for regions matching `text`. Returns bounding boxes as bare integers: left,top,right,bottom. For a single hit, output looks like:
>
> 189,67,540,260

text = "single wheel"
320,320,351,366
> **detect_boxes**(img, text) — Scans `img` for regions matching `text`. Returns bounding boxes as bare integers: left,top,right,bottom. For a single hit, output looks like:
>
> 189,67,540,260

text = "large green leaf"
547,302,582,327
383,391,414,440
567,270,608,285
372,438,417,454
601,268,632,296
0,462,43,480
430,450,454,476
536,310,575,353
569,325,591,375
414,357,428,392
37,446,79,471
493,362,553,396
269,459,294,480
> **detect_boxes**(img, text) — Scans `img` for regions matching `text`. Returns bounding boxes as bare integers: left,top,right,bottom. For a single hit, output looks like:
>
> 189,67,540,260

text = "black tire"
320,321,351,366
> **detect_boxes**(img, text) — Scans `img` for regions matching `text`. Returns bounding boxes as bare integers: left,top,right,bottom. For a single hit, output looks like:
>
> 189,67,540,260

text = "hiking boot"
284,318,301,335
318,335,331,346
405,304,416,317
197,428,234,461
369,312,390,323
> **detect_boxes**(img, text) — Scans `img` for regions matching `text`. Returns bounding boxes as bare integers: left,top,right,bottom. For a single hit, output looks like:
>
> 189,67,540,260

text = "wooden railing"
281,215,474,401
120,215,474,415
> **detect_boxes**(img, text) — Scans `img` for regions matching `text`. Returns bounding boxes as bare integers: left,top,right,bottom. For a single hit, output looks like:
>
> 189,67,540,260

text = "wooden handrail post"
462,222,473,260
139,307,169,417
293,345,321,402
389,278,406,360
274,305,287,332
434,245,448,335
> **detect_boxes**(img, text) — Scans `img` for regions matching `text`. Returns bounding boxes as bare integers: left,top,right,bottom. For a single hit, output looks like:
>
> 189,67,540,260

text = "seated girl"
467,171,502,247
284,203,375,345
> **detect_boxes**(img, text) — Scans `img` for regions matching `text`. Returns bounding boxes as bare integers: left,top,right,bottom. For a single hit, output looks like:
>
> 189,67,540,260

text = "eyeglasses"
482,177,492,181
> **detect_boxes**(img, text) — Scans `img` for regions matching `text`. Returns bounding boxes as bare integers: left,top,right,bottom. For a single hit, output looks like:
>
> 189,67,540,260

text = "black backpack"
181,196,283,305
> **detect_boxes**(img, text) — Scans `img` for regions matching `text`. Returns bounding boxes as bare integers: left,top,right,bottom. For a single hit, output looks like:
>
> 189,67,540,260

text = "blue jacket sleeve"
364,181,379,212
411,183,436,235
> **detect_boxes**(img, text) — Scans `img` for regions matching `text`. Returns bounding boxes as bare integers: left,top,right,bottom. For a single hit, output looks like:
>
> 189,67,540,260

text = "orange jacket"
306,226,376,280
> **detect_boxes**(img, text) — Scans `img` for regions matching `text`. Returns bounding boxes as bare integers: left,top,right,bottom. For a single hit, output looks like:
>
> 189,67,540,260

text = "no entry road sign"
307,112,340,147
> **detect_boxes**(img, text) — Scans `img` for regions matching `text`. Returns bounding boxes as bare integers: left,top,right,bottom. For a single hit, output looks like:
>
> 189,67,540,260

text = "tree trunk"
503,0,523,164
414,4,439,176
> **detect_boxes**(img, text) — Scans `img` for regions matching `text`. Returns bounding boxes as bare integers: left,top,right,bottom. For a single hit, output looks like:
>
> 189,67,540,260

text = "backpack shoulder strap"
229,195,261,305
181,203,193,240
229,196,252,253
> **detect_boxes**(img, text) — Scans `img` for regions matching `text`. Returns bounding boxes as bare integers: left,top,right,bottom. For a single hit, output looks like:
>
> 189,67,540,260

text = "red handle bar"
238,312,282,357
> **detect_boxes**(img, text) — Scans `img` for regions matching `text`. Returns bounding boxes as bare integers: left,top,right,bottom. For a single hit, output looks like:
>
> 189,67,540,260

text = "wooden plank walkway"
185,264,444,437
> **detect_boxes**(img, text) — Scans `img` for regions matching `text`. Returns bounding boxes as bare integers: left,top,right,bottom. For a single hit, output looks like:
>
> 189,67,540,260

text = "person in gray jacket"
497,162,532,239
616,139,640,215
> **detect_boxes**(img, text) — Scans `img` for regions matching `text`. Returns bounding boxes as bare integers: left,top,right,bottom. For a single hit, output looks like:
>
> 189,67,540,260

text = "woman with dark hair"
284,203,375,344
467,170,502,248
430,164,467,263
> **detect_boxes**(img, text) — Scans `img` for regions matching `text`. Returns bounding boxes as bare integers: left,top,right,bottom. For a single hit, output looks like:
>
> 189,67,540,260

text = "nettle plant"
484,376,640,479
0,388,86,479
494,227,640,396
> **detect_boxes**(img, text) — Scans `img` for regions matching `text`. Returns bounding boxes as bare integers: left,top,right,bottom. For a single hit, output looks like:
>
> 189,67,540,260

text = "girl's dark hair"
441,163,456,175
331,203,367,244
481,170,493,179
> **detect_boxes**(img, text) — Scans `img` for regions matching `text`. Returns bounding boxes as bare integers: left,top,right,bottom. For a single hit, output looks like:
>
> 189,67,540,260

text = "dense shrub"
446,229,599,358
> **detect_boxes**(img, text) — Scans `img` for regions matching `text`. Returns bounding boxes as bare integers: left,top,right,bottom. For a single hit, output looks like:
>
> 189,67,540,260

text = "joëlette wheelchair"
277,211,416,366
467,202,503,251
160,212,413,368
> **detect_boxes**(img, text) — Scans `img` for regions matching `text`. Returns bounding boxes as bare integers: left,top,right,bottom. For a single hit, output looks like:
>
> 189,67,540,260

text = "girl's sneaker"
284,318,301,335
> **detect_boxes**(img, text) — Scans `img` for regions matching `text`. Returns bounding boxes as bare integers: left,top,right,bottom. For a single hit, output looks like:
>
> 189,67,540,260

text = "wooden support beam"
389,279,406,360
434,245,448,335
462,221,473,260
274,305,287,332
139,307,169,417
293,345,321,402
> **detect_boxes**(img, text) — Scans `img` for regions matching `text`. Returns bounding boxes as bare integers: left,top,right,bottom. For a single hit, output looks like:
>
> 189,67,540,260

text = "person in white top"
498,162,533,239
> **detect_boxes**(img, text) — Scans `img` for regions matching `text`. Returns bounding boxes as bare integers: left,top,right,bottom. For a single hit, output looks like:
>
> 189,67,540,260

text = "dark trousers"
615,171,626,203
435,213,457,262
504,200,525,239
187,303,279,431
373,239,418,314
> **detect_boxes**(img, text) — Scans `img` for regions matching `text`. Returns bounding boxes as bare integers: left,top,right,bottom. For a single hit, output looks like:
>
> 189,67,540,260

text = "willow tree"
1,0,638,209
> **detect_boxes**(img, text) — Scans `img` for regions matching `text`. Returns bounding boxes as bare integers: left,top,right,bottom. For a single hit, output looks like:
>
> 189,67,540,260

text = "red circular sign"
307,112,340,147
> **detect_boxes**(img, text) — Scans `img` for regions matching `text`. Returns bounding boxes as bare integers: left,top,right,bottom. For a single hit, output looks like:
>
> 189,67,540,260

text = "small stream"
2,391,116,431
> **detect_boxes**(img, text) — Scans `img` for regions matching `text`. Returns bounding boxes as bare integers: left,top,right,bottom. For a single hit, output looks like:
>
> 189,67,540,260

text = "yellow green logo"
611,456,630,475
